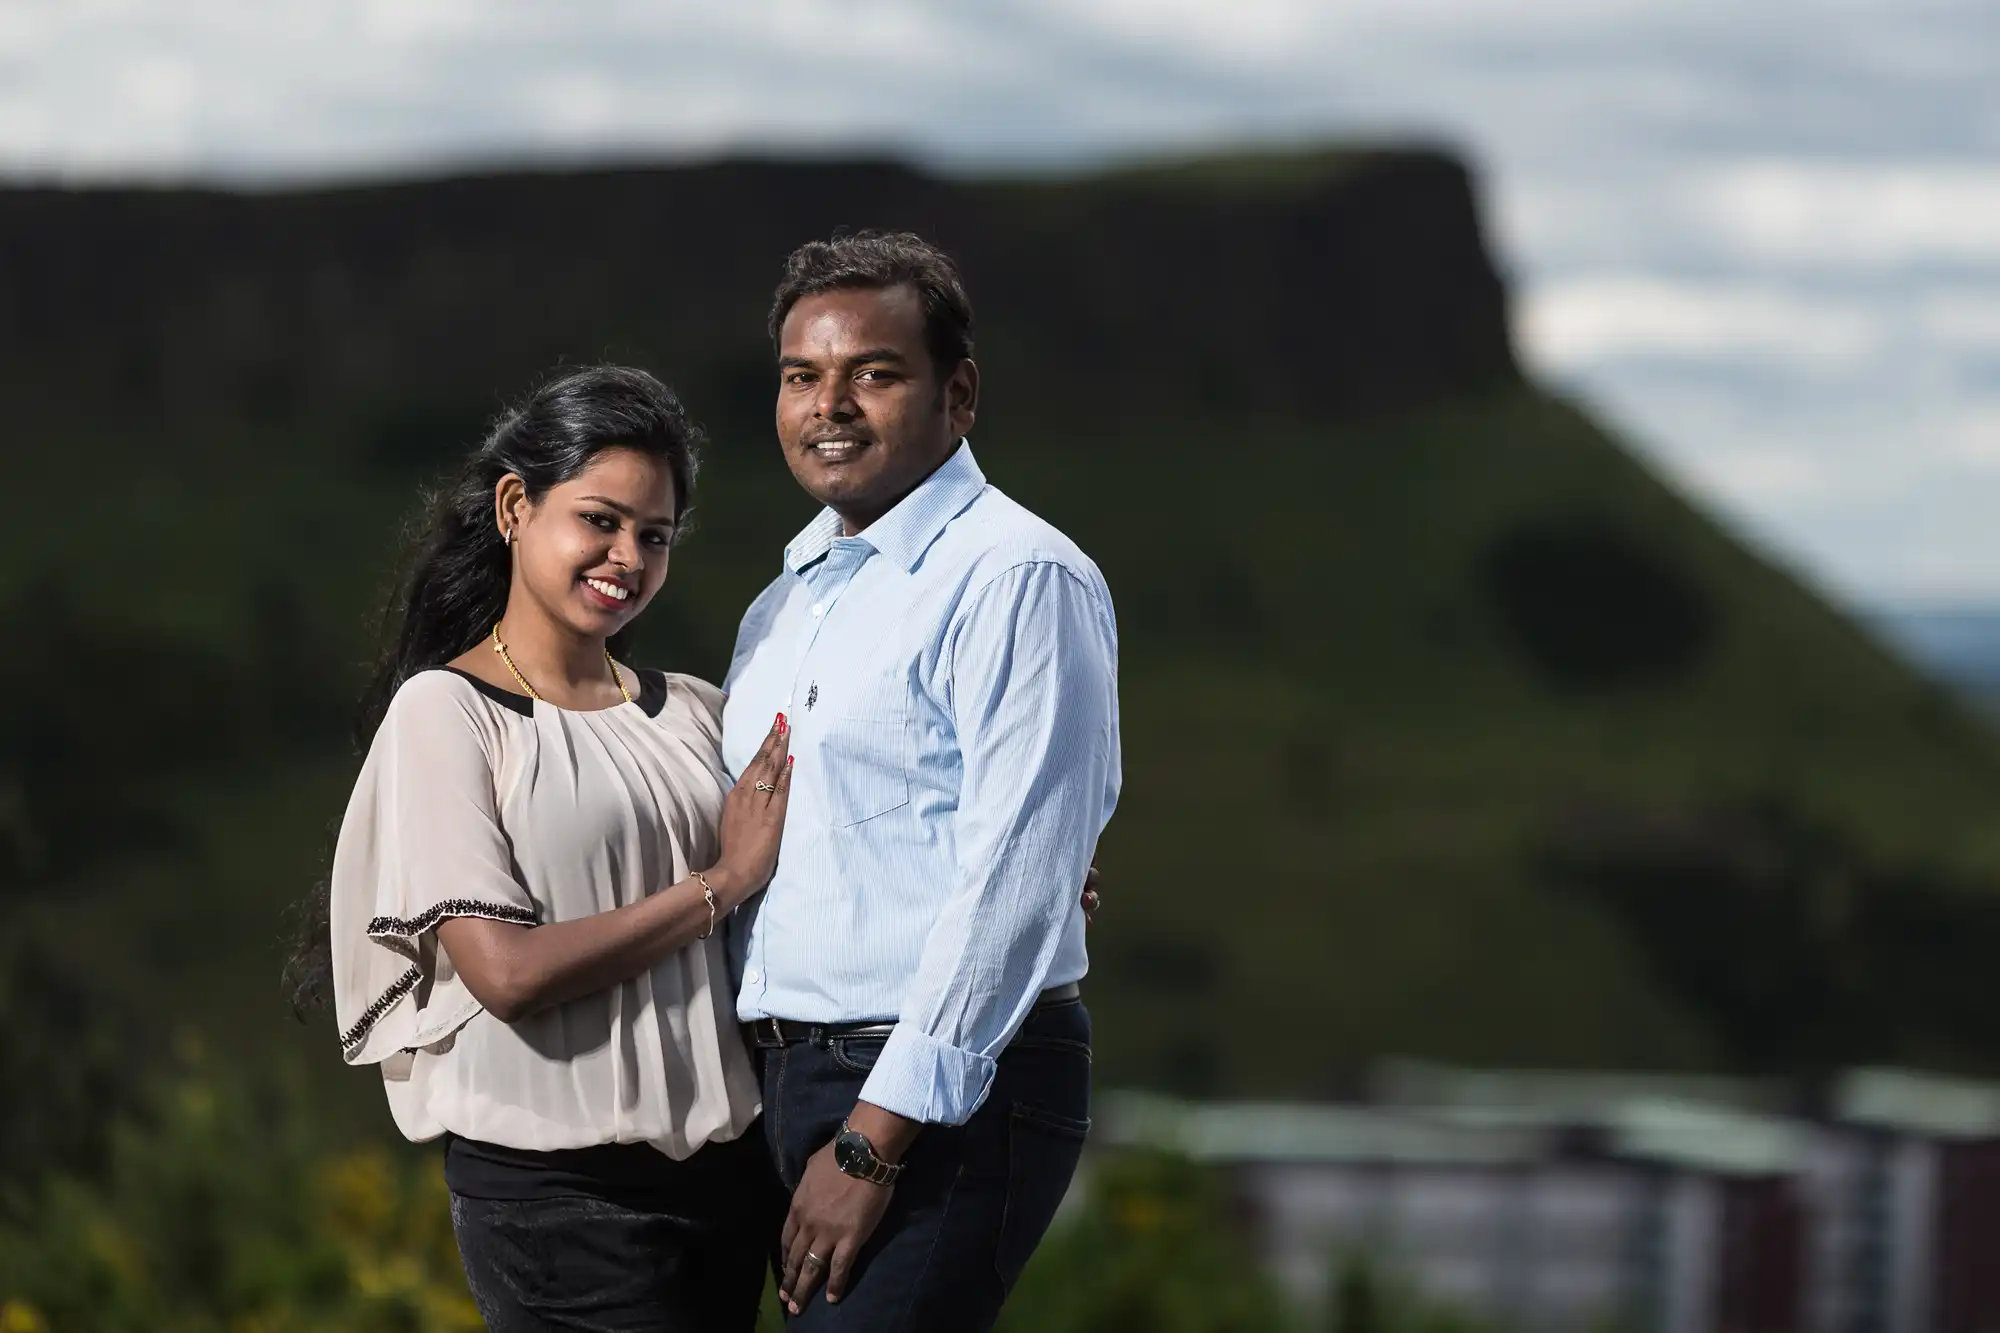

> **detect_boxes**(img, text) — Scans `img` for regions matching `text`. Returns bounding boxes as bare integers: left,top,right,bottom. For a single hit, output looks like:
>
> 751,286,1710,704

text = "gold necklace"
490,624,632,705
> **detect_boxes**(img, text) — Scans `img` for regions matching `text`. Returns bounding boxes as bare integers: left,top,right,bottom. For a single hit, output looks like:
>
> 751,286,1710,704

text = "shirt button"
811,604,825,617
746,969,762,984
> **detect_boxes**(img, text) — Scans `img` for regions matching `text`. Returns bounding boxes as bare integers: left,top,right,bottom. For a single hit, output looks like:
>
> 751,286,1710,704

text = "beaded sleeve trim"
342,900,538,1053
367,898,538,939
340,965,421,1052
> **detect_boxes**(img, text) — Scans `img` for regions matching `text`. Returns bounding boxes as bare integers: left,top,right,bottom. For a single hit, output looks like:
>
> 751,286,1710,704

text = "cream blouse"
329,666,759,1158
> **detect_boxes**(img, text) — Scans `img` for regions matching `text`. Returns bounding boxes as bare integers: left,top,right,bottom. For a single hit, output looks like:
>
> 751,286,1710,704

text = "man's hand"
779,1143,896,1312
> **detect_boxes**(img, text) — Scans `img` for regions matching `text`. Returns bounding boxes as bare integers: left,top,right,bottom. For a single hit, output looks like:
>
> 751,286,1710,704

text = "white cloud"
1922,295,2000,352
1690,162,2000,269
1936,405,2000,467
1026,0,1343,66
0,0,1996,599
1522,279,1881,369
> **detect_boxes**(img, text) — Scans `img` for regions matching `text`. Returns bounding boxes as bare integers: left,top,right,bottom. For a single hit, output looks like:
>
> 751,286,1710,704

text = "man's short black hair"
768,230,975,376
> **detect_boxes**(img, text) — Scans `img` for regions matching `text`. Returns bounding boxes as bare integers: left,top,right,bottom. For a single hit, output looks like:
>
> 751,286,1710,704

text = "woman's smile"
580,574,635,610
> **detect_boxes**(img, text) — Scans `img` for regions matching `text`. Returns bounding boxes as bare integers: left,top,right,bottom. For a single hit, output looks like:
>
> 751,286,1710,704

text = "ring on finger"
803,1251,825,1269
755,781,777,793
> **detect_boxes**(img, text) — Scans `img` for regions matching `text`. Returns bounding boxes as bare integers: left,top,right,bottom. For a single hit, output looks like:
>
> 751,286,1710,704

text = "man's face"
775,284,977,533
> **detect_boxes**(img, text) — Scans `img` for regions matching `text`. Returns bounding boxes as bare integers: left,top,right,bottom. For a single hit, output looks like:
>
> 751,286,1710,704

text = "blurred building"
1098,1063,2000,1333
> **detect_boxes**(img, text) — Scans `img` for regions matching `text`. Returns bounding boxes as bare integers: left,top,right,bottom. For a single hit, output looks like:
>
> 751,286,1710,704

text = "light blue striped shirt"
721,441,1120,1125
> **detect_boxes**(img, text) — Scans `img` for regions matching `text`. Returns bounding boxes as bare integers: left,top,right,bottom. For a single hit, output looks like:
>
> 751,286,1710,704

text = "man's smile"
805,437,872,464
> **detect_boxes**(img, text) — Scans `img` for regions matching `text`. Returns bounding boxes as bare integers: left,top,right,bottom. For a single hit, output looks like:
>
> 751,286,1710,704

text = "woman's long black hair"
283,365,703,1012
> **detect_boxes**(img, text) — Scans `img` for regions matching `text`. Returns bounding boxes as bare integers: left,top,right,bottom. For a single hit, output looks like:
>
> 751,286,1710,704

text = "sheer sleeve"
664,672,726,743
331,671,539,1065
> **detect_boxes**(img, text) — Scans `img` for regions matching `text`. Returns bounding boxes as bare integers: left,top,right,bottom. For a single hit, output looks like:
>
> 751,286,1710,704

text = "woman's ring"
755,781,777,793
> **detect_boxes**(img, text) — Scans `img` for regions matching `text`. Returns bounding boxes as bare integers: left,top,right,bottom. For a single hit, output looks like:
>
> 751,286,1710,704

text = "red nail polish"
777,712,788,733
788,755,795,767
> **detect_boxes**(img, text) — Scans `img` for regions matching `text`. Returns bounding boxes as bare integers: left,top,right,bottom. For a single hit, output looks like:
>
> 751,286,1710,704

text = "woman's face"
504,447,678,640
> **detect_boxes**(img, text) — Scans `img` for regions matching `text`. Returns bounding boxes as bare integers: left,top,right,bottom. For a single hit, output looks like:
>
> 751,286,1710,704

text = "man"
720,231,1121,1330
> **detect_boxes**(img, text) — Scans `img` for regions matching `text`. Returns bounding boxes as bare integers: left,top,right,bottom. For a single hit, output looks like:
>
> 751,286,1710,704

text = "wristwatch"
833,1118,904,1186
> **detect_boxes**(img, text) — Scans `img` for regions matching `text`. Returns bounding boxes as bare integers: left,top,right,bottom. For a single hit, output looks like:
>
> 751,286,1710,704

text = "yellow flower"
83,1217,143,1287
352,1255,424,1299
1112,1194,1168,1234
0,1299,49,1333
317,1149,398,1240
419,1289,488,1332
176,1081,217,1123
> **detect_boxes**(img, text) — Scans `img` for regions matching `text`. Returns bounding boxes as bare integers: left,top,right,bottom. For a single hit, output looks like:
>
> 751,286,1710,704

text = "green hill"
4,149,1999,1133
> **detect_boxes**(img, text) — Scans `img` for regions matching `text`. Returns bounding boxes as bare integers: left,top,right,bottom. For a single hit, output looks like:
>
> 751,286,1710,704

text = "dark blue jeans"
759,999,1093,1331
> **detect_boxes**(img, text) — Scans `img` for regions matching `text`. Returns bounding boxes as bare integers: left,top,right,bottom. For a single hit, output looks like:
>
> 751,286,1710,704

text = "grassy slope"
4,157,1998,1126
987,393,2000,1093
15,386,2000,1127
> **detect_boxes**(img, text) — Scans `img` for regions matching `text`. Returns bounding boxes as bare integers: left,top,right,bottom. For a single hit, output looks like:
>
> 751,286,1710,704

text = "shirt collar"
782,440,987,575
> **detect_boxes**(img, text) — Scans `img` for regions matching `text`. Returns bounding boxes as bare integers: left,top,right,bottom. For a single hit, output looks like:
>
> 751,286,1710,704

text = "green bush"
999,1150,1297,1333
0,1034,478,1333
0,1038,1511,1333
1324,1256,1509,1333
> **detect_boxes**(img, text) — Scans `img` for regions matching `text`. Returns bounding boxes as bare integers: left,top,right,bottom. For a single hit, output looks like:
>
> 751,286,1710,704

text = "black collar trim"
434,666,668,719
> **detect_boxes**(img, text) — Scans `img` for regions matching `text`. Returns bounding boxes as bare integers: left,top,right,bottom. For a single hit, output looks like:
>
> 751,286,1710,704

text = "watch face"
834,1129,872,1177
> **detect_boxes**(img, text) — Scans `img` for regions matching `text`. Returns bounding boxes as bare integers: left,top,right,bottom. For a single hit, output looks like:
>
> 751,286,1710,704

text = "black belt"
743,982,1081,1051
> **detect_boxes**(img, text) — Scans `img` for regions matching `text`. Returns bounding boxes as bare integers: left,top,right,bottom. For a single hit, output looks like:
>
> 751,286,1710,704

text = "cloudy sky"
3,0,1994,606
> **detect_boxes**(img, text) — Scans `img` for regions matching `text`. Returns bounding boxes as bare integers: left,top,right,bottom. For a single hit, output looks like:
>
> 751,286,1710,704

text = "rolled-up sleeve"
859,560,1120,1123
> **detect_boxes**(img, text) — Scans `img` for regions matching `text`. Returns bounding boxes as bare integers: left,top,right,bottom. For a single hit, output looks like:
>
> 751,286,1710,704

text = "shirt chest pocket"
814,672,912,828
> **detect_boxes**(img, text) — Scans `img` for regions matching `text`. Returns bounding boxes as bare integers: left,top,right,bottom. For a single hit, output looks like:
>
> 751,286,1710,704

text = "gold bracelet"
694,871,718,940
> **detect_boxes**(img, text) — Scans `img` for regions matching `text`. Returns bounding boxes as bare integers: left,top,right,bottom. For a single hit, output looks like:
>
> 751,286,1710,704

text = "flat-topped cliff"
4,149,1998,1108
0,150,1512,431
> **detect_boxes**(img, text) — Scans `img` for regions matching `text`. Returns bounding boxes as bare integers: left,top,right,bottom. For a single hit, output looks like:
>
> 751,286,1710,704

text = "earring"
503,527,514,547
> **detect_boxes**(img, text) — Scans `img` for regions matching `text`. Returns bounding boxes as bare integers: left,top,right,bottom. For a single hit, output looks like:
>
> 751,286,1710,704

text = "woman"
301,365,790,1331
